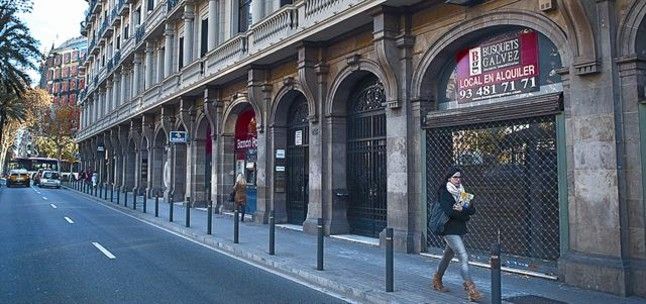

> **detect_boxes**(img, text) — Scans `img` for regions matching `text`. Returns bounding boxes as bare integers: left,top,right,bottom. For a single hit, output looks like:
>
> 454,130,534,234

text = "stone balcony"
77,0,385,141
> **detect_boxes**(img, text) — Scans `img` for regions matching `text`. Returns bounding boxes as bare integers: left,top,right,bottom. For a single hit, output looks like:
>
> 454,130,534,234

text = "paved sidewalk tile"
66,185,646,304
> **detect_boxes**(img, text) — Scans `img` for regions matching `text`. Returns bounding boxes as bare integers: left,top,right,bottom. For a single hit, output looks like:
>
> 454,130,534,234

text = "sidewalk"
68,184,646,304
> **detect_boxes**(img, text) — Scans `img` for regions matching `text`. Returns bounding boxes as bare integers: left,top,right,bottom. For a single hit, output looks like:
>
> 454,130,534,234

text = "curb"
64,185,419,304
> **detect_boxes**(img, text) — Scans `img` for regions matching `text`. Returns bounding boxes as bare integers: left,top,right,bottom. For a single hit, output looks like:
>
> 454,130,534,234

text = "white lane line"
42,196,48,200
89,202,355,304
50,204,57,209
92,242,116,260
64,217,75,224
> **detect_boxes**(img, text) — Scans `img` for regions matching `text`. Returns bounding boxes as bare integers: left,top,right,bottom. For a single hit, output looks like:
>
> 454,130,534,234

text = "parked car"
39,171,61,189
7,170,30,188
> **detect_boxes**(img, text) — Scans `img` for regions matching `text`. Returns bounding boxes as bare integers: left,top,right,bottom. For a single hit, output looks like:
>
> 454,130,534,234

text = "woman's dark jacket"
437,187,476,236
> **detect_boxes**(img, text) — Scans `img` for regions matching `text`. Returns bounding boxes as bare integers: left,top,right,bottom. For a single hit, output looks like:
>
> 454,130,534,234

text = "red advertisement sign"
455,29,539,103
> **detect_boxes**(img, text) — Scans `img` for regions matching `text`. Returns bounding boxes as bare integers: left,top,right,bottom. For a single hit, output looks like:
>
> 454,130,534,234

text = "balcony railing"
135,24,145,44
206,34,247,72
249,5,298,54
107,58,114,71
113,50,121,66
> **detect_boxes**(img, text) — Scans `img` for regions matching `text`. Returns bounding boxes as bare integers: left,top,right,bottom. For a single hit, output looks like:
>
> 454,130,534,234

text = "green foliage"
0,0,40,95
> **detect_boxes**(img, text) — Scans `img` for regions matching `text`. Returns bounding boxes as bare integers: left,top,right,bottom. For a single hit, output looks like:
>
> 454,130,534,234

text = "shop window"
438,27,562,109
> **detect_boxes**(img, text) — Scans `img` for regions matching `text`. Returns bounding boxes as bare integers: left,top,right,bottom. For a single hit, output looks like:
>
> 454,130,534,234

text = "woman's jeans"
436,235,472,281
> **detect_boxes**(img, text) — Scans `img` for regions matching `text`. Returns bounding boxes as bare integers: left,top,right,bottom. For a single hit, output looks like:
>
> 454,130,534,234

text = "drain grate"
505,295,568,304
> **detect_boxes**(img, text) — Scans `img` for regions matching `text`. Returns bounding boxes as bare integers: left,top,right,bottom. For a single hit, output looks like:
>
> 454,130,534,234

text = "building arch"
271,81,315,126
618,0,646,57
411,10,572,101
326,59,394,116
222,94,263,134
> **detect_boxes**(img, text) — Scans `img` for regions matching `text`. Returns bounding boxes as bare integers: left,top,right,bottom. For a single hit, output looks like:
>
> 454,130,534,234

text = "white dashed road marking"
42,196,48,200
64,217,74,224
50,204,57,209
92,242,116,260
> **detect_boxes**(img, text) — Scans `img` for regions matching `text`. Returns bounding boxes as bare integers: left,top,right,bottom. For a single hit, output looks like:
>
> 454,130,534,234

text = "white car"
39,171,61,189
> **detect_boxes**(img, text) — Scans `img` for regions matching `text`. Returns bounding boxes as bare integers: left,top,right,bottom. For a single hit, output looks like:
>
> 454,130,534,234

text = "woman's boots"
463,280,482,302
432,273,449,292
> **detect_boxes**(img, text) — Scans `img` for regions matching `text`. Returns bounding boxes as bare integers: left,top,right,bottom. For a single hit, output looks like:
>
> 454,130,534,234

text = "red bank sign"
455,30,540,103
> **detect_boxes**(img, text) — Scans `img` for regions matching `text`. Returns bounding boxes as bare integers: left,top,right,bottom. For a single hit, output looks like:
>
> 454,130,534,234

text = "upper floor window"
147,0,154,11
238,0,251,33
178,36,184,69
200,18,208,57
280,0,293,6
124,24,130,39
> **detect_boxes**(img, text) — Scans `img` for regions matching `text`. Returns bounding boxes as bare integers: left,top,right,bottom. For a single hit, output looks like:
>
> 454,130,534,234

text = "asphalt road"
0,184,346,304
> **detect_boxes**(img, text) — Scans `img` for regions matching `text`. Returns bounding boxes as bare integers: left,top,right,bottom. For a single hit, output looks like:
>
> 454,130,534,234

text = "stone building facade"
76,0,646,297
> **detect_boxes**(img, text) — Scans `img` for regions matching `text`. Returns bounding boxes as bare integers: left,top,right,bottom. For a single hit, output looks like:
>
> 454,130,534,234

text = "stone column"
251,0,264,25
182,5,195,66
156,43,164,84
129,3,135,36
145,42,154,90
164,24,174,77
113,71,120,109
120,67,127,104
207,0,218,51
132,53,141,95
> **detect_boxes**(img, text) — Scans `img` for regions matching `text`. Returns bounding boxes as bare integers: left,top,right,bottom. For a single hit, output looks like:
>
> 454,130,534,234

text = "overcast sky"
20,0,89,85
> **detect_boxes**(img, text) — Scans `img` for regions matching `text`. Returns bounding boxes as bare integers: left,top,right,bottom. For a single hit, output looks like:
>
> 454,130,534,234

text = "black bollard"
155,193,159,217
143,193,147,213
110,184,114,202
104,183,108,199
386,228,394,292
132,191,137,210
169,197,174,222
491,242,502,304
185,197,190,227
234,209,239,244
207,198,212,235
116,187,120,204
317,218,324,271
124,190,128,207
94,185,98,197
269,210,275,255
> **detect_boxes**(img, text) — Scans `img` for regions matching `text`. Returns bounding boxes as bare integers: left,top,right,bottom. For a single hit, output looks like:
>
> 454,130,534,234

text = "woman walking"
233,174,247,222
432,167,482,302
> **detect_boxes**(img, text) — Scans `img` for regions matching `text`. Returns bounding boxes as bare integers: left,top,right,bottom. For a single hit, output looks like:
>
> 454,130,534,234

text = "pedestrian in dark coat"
432,167,481,302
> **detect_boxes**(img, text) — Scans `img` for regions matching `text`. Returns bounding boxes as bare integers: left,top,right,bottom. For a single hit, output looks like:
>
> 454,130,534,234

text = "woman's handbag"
430,201,449,235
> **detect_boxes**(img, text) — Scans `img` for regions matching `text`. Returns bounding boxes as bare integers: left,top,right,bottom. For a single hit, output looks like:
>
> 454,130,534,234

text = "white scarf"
446,182,464,203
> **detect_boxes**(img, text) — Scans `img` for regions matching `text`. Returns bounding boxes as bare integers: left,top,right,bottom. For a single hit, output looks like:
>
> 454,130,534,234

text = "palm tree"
0,0,40,95
0,87,27,145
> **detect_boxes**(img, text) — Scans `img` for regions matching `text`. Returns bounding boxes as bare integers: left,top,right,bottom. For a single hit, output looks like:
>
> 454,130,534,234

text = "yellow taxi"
7,170,30,188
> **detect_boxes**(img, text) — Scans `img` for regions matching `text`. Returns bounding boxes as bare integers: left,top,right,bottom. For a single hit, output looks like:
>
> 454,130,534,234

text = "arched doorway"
286,95,309,225
234,106,257,215
346,74,387,238
139,137,149,195
421,27,564,273
173,125,187,202
193,117,211,205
